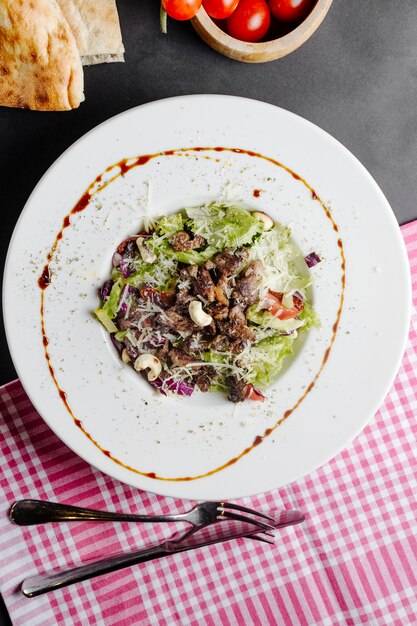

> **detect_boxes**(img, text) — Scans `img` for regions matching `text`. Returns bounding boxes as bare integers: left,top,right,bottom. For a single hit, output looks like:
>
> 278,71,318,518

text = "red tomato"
269,0,313,22
203,0,240,19
227,0,271,42
246,384,266,401
264,290,303,320
162,0,202,20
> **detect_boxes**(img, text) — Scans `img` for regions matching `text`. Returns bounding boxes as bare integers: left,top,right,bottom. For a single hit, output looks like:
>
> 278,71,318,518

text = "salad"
95,202,319,403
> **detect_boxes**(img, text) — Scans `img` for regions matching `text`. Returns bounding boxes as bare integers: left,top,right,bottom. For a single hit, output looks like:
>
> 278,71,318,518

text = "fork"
10,499,275,530
21,509,304,597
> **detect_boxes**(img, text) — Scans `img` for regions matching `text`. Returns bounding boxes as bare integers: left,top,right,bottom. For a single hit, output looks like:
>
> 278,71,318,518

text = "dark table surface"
1,1,416,622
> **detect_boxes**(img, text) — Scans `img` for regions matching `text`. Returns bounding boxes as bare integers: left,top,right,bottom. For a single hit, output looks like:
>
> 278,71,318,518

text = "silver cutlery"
10,499,275,530
21,509,304,597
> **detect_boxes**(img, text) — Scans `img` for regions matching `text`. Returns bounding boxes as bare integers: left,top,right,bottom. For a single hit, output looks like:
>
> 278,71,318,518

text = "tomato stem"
160,4,168,33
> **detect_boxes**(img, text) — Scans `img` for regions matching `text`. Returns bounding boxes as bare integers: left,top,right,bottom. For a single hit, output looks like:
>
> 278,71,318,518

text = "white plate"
3,96,411,500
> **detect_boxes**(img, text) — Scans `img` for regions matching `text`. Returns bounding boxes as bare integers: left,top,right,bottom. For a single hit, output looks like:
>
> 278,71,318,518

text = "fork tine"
220,502,275,522
247,534,275,545
219,510,275,530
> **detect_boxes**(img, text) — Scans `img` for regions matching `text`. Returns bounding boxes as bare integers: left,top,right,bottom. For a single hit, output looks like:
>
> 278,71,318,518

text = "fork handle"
10,500,184,525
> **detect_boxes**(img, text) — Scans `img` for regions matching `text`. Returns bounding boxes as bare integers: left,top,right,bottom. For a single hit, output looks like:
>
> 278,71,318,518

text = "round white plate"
3,96,411,500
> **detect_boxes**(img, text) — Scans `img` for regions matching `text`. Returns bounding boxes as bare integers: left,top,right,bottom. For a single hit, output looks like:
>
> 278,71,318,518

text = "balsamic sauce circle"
38,146,346,482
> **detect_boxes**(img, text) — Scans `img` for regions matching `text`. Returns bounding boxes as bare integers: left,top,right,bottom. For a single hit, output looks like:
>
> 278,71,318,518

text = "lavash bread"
56,0,125,65
0,0,84,111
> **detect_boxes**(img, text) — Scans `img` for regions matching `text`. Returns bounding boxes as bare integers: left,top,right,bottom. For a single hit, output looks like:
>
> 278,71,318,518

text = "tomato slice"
264,290,303,320
246,384,266,401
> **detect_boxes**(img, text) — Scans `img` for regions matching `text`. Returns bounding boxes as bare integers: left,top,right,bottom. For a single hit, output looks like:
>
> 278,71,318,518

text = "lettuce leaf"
297,301,320,330
245,335,295,387
249,224,312,294
247,306,306,332
95,309,118,333
186,202,263,249
156,213,184,236
101,279,122,319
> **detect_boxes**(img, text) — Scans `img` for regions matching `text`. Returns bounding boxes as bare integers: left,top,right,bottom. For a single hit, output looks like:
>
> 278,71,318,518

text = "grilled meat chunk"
226,375,247,403
193,366,218,393
194,266,215,302
206,302,229,320
232,260,263,308
171,231,206,252
154,309,196,334
217,313,256,343
210,334,231,352
213,273,230,305
213,247,249,277
168,348,194,367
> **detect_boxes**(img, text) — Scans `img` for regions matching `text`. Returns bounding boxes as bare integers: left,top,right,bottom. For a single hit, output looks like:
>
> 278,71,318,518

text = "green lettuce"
249,225,312,293
101,280,122,319
156,213,184,236
95,309,118,333
247,306,306,332
245,335,295,387
186,202,263,249
297,301,320,330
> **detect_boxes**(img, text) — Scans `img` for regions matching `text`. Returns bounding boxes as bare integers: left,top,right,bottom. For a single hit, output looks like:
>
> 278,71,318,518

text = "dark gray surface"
0,1,416,621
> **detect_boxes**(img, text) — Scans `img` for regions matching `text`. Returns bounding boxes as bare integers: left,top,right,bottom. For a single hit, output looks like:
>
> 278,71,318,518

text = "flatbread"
56,0,124,65
0,0,84,111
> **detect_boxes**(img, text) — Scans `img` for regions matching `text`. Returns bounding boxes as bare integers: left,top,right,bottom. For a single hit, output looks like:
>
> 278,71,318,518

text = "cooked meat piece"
204,259,216,271
217,318,256,342
213,247,249,277
155,343,170,360
206,302,229,320
177,266,191,282
188,264,199,278
210,334,231,352
194,266,215,302
117,305,155,330
170,231,189,251
213,273,229,306
229,339,249,355
124,338,139,361
176,289,195,308
232,260,263,308
181,334,210,356
140,284,175,309
193,366,218,393
171,231,206,251
154,309,196,334
168,348,194,367
202,319,217,338
226,375,247,403
229,304,246,324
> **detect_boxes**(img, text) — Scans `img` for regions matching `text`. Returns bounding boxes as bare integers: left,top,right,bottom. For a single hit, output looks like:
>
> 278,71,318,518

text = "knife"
21,509,304,597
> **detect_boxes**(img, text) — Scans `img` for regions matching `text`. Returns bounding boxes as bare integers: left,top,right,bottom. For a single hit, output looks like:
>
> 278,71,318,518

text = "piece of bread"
56,0,124,65
0,0,84,111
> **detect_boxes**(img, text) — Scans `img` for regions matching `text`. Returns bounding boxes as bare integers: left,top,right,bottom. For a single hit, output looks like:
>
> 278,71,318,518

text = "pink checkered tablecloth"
0,220,416,626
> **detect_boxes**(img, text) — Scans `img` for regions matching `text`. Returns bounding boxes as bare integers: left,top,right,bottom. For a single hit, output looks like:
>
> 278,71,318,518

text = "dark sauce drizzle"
38,146,346,481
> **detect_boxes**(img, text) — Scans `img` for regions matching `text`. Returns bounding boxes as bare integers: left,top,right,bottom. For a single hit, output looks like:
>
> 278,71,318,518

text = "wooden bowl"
191,0,333,63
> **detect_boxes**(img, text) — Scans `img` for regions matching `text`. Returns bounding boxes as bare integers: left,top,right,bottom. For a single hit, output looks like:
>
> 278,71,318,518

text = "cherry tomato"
203,0,240,19
264,290,303,320
162,0,202,20
227,0,271,42
246,384,266,401
269,0,313,22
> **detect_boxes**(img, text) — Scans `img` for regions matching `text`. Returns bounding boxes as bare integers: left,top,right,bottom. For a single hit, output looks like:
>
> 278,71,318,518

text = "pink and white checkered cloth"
0,221,416,626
